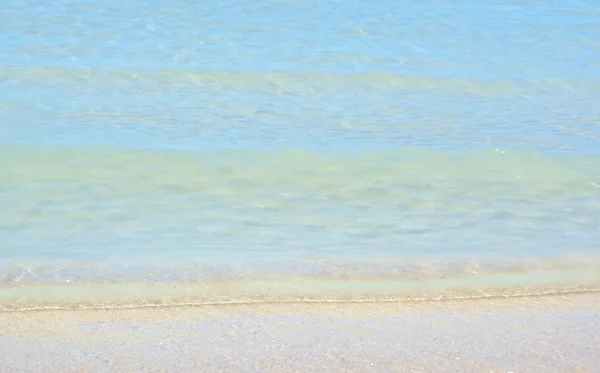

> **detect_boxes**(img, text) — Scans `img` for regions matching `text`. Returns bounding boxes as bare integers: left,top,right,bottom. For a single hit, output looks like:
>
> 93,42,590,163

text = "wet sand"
1,293,599,373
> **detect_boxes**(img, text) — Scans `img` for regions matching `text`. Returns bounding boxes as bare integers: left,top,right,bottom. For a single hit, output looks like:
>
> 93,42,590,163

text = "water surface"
1,0,599,309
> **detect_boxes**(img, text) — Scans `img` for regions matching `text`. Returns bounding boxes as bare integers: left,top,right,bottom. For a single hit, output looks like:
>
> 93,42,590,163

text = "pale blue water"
1,0,599,307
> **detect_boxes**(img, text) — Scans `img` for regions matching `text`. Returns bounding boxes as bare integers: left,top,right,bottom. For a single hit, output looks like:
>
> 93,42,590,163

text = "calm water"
1,0,599,308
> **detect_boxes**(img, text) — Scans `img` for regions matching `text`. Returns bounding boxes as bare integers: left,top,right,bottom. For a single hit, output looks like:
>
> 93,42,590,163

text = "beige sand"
1,293,599,372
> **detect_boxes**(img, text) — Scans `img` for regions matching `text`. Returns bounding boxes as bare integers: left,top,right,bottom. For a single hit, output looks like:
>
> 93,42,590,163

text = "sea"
1,0,599,310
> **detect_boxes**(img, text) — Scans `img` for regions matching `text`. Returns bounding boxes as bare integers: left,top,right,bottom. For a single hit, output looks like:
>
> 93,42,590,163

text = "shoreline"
2,291,599,372
2,268,599,313
2,286,599,313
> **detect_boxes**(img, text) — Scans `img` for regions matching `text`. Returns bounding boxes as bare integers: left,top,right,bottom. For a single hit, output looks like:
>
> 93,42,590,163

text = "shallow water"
1,0,599,308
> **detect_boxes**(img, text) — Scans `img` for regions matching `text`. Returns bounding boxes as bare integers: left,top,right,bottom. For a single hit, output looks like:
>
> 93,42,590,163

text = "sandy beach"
1,292,599,373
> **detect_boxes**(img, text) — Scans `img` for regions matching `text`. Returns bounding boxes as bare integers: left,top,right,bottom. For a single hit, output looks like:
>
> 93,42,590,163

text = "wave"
1,253,599,311
2,66,595,96
1,144,598,200
2,274,599,313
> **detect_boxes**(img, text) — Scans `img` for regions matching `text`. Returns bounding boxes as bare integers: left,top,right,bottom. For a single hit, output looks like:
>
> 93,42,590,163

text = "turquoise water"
1,0,600,308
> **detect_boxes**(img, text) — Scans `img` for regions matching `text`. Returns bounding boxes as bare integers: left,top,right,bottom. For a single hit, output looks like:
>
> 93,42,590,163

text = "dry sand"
1,292,599,373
